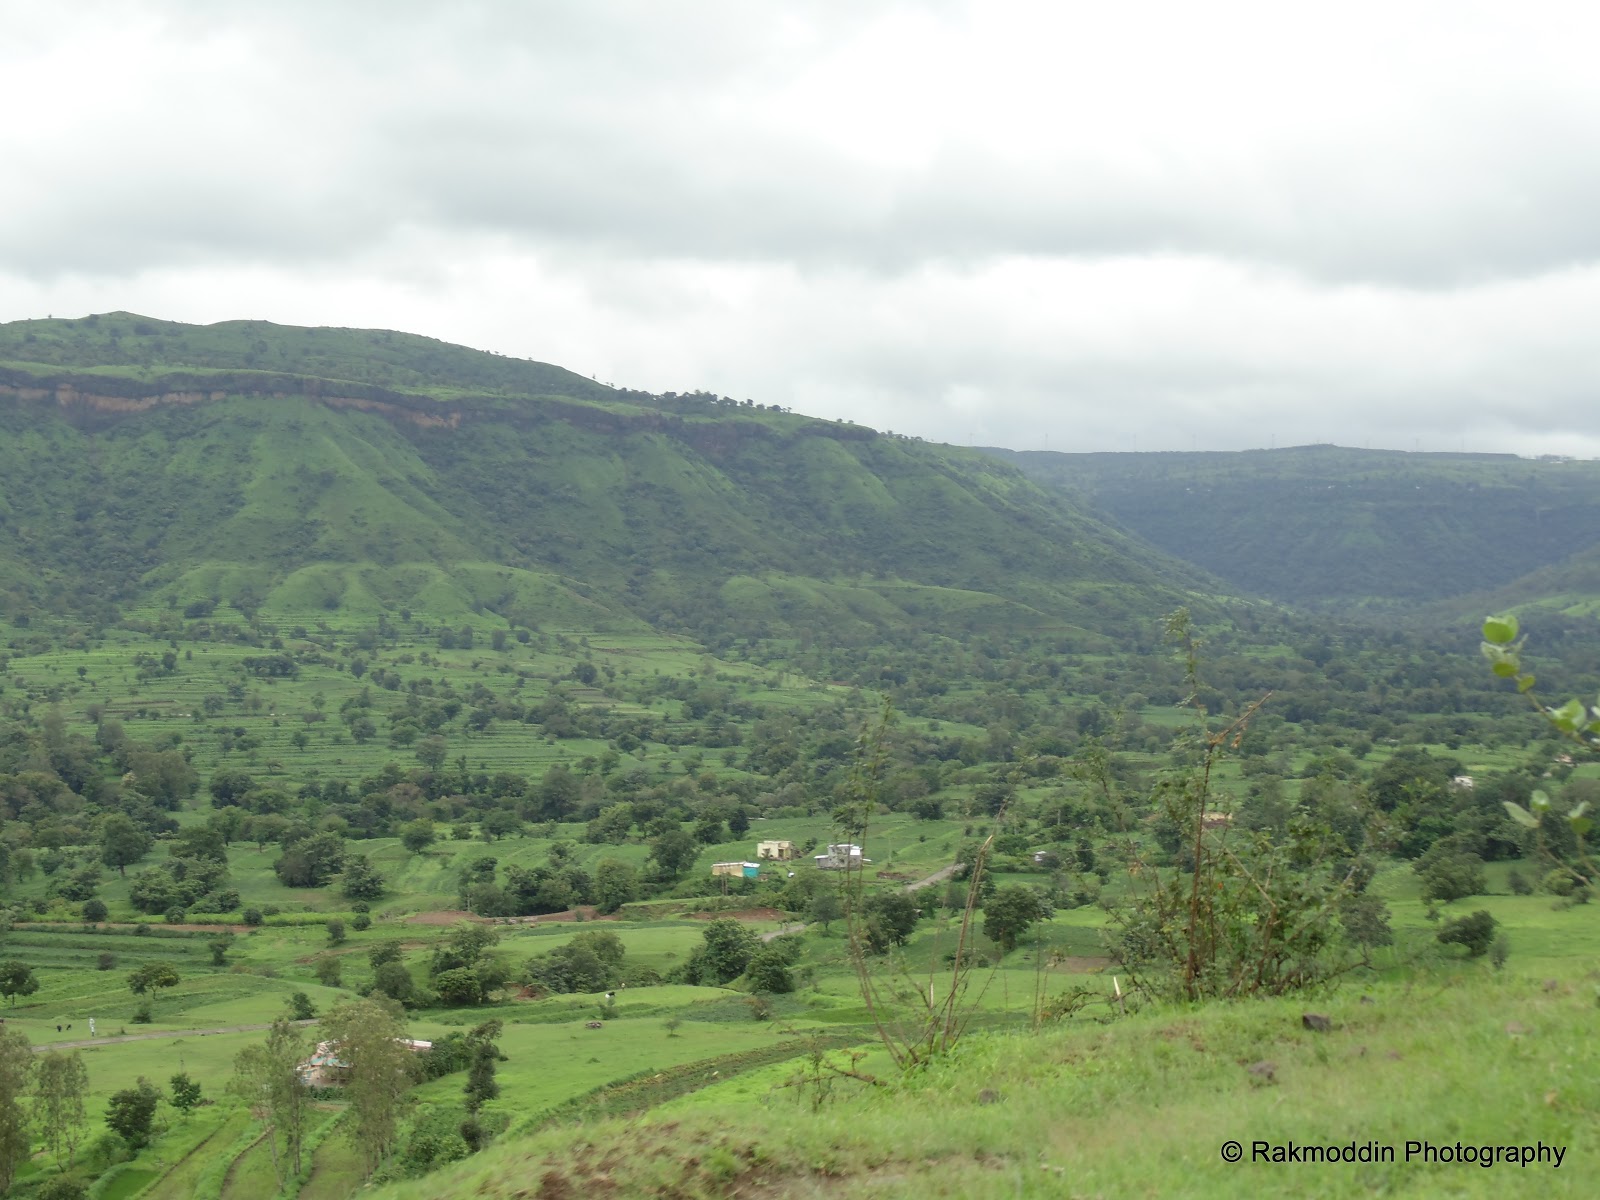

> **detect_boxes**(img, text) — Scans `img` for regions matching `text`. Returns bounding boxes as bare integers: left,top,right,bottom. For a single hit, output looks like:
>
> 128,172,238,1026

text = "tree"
373,961,415,1003
0,962,37,1008
647,828,699,879
744,947,795,993
593,858,639,914
319,998,418,1175
434,968,484,1006
99,814,152,877
33,1050,88,1167
0,1028,33,1192
982,885,1052,954
806,891,843,933
463,1020,502,1115
127,962,181,997
326,918,347,945
400,819,436,853
169,1072,202,1120
694,919,759,984
1415,846,1487,903
104,1078,160,1150
861,891,921,951
231,1017,309,1189
340,855,386,901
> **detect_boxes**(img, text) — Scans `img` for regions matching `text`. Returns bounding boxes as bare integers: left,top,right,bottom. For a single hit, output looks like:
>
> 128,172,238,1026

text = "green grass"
372,967,1600,1199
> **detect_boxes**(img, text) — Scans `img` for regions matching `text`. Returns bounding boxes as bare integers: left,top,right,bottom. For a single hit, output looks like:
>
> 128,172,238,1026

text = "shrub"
352,913,372,932
1437,910,1498,957
131,999,153,1023
164,906,186,925
1416,850,1487,903
326,918,347,944
83,899,108,922
242,908,264,926
1490,935,1512,970
97,952,117,971
288,991,316,1020
1507,869,1533,896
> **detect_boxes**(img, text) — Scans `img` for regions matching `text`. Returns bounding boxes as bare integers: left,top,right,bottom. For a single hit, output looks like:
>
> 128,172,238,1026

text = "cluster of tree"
522,929,633,994
0,1033,90,1190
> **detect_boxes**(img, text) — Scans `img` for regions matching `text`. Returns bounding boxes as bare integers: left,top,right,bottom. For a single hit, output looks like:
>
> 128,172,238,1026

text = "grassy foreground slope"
374,970,1599,1200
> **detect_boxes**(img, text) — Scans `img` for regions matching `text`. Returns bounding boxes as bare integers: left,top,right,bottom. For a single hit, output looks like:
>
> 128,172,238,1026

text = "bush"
1490,935,1512,970
352,913,372,932
1437,909,1498,957
98,952,117,971
131,999,153,1024
242,908,264,926
1416,850,1487,903
326,918,347,944
1507,869,1533,896
83,899,108,922
1544,869,1575,897
288,991,316,1020
37,1176,88,1200
164,906,187,925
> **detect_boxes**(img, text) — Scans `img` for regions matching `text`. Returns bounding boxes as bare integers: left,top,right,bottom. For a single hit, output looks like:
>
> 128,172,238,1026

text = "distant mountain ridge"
0,313,1220,646
983,444,1600,614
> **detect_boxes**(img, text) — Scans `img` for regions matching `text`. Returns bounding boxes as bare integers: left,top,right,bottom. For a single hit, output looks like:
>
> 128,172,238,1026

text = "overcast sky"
5,0,1600,456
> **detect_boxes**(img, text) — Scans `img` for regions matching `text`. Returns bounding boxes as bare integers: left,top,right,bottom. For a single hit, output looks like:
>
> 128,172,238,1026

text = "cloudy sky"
5,0,1600,455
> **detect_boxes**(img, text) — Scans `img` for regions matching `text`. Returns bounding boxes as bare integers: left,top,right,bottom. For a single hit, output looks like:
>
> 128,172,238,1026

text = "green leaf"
1571,816,1592,837
1569,801,1589,821
1551,700,1586,732
1482,614,1519,644
1531,790,1552,811
1502,802,1539,829
1491,660,1519,678
1517,674,1537,693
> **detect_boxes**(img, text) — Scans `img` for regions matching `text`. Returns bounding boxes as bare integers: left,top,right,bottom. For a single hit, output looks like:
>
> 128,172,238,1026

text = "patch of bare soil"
404,909,490,925
688,907,786,922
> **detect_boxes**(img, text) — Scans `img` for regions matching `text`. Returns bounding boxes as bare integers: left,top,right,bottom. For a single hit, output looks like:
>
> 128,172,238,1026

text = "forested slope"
987,444,1600,609
0,313,1217,645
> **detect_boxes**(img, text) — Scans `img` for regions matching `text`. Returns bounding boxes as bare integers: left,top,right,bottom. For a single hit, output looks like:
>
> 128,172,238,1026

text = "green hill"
984,444,1600,610
0,313,1218,645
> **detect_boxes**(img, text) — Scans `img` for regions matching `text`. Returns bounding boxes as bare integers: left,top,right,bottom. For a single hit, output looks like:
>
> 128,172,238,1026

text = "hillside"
984,444,1600,610
0,313,1216,646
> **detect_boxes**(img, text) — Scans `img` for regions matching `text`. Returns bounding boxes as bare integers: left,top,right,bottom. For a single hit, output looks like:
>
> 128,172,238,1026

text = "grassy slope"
374,969,1600,1200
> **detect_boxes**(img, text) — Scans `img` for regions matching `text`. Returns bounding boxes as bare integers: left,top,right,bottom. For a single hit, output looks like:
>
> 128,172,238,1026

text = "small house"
814,843,866,871
299,1038,432,1088
757,839,796,861
712,862,762,879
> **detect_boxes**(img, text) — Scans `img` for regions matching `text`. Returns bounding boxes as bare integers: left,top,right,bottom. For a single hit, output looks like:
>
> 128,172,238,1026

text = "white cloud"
4,0,1600,454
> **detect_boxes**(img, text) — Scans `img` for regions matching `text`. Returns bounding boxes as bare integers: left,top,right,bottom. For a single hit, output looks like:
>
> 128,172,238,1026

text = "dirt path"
31,1018,316,1052
759,922,807,942
904,863,959,892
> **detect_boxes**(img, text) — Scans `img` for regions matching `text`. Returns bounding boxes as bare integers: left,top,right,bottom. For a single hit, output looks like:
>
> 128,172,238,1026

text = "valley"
0,314,1595,1199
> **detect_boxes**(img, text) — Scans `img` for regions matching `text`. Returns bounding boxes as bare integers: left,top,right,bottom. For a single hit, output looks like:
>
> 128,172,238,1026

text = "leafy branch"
1480,614,1596,889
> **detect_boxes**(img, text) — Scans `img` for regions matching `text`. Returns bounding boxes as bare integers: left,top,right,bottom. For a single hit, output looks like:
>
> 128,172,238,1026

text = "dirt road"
31,1019,316,1052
